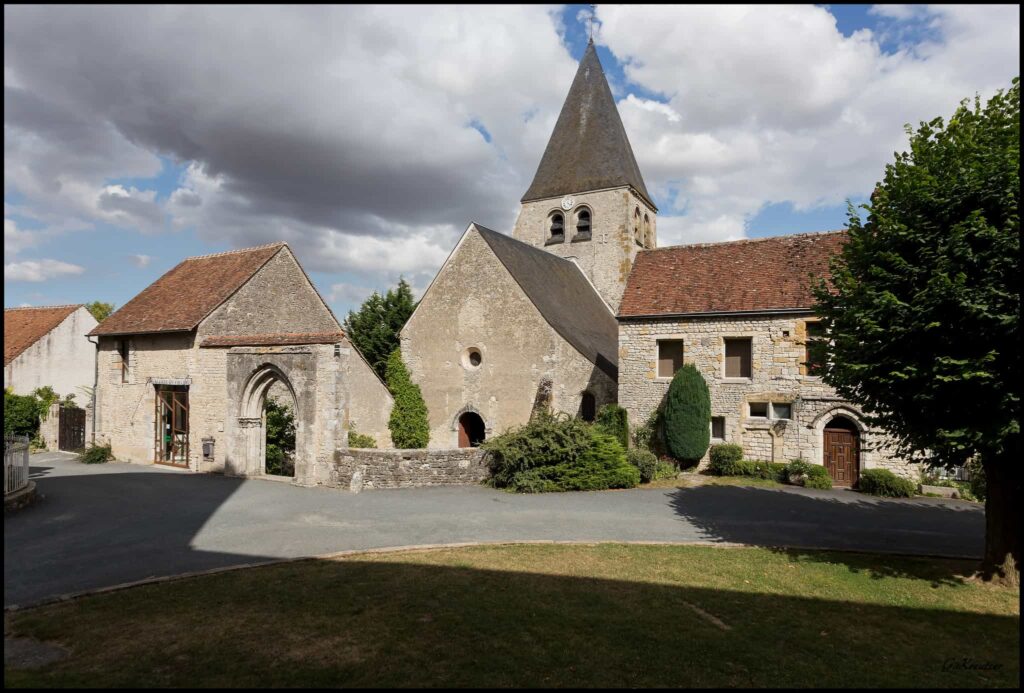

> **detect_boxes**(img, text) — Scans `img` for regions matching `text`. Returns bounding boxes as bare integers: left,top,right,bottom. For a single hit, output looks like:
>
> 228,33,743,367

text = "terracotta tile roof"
89,243,285,336
619,230,848,318
4,304,82,365
200,332,345,348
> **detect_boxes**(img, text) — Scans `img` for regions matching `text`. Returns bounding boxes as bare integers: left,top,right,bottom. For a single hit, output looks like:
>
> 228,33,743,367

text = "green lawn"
5,544,1019,688
645,473,786,489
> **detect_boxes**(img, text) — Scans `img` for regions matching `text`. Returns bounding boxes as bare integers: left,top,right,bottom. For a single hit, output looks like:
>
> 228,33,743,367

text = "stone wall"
402,227,616,448
512,187,656,312
322,447,489,492
618,312,921,479
4,306,98,399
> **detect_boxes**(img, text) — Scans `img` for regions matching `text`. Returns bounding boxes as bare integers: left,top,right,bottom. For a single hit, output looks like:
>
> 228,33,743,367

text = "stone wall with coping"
322,447,489,492
618,312,921,479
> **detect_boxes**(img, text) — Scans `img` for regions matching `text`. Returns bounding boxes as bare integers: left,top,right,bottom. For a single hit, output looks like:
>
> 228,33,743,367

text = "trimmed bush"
708,444,744,476
627,448,658,483
595,404,629,451
859,468,916,497
386,349,429,449
483,413,638,492
803,465,833,489
79,442,113,464
785,458,813,485
654,461,678,480
663,364,711,466
347,429,377,449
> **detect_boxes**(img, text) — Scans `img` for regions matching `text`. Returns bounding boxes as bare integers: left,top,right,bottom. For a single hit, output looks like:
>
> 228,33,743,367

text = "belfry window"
643,213,651,247
574,208,591,239
634,207,642,245
548,212,565,243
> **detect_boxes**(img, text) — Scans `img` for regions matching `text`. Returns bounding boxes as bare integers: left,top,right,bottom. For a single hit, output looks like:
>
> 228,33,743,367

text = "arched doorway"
239,364,299,478
580,392,596,422
457,411,486,448
823,415,859,487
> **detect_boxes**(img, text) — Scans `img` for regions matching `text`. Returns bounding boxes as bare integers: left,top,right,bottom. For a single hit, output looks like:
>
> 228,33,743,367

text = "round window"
464,348,482,369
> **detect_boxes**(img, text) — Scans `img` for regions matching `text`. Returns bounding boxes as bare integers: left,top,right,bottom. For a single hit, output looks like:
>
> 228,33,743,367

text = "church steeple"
521,40,655,210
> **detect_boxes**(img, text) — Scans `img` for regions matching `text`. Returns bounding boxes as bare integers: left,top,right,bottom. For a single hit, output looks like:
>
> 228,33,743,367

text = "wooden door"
155,387,189,467
824,429,858,486
58,407,86,451
457,418,470,448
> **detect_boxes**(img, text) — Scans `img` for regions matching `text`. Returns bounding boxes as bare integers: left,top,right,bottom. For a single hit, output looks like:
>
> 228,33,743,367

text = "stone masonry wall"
618,313,921,479
402,227,616,448
323,448,489,492
512,187,656,312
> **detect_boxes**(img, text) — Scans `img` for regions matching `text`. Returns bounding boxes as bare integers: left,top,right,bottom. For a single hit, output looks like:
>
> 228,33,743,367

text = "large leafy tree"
812,78,1020,582
85,301,115,323
343,279,417,379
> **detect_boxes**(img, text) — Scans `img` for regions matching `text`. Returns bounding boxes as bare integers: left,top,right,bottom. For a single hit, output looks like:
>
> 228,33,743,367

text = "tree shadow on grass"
666,485,986,586
5,554,1019,688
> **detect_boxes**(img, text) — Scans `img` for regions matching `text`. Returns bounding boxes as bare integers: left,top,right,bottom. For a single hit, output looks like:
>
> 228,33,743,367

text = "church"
402,39,917,483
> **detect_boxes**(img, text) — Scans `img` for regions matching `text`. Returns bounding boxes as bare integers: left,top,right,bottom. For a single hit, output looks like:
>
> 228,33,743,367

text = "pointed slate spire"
521,40,655,210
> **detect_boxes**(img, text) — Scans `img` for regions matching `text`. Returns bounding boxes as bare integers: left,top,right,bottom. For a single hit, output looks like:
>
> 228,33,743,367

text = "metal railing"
4,434,31,496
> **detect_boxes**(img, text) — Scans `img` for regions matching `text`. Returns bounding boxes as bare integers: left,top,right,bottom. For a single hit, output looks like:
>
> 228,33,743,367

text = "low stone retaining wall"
324,448,490,492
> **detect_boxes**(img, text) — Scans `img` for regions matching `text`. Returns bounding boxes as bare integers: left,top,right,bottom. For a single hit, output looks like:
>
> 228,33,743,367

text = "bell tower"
512,39,657,312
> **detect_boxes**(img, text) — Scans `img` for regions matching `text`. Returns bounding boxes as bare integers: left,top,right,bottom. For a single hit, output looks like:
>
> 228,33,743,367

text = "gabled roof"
474,225,619,379
619,230,848,318
522,40,655,210
89,243,285,336
4,304,83,365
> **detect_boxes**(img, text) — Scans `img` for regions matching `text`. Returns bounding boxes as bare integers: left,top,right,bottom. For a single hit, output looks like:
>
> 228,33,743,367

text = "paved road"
5,452,985,607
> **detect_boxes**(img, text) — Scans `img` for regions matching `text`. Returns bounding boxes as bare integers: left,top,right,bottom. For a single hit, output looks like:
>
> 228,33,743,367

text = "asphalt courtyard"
4,451,984,607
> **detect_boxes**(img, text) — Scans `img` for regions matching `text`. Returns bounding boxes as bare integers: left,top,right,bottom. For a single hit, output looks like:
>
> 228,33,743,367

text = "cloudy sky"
4,4,1019,316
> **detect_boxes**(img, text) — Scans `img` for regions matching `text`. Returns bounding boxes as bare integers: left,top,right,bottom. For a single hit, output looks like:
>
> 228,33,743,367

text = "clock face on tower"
560,196,575,211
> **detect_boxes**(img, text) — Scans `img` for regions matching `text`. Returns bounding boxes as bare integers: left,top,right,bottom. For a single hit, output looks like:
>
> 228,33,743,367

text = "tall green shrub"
386,349,429,449
4,388,45,437
664,364,711,466
595,404,629,450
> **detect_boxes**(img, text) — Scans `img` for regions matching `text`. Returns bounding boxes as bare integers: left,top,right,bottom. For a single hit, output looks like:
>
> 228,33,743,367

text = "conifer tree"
663,364,711,466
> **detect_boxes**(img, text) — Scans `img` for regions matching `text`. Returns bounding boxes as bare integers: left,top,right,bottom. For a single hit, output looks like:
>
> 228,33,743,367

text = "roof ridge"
4,304,84,312
644,229,848,253
473,224,579,267
184,241,286,261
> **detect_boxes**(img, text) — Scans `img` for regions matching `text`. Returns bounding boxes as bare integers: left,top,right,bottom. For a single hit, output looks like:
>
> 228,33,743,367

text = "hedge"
386,349,430,449
858,468,916,497
663,364,711,466
595,404,629,451
627,448,658,483
708,444,744,475
347,429,377,449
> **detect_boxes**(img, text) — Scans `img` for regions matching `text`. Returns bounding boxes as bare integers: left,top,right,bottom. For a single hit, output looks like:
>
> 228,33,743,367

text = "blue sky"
4,5,1019,316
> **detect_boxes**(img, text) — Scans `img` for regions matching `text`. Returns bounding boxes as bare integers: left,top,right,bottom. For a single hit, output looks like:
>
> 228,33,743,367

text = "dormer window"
634,207,642,245
547,212,565,244
573,207,591,240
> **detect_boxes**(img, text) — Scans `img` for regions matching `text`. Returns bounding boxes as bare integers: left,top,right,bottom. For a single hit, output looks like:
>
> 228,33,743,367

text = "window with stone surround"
118,339,130,383
548,212,565,243
748,402,792,420
803,320,826,376
573,207,592,240
711,416,725,440
633,207,642,245
724,338,752,378
748,401,769,418
657,340,684,378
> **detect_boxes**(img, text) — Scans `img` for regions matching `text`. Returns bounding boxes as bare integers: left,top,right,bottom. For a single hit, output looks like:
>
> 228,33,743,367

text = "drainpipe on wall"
87,335,98,445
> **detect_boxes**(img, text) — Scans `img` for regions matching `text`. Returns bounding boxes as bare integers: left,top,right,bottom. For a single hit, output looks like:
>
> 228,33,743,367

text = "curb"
3,539,982,613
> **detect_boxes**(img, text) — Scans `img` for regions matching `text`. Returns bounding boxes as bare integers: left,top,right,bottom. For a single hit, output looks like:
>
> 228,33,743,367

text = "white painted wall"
4,306,98,401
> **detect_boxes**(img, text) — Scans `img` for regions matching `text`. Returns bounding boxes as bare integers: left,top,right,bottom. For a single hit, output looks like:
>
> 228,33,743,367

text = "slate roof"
619,231,848,318
89,243,285,336
4,304,83,366
521,40,655,210
200,332,345,348
474,224,619,379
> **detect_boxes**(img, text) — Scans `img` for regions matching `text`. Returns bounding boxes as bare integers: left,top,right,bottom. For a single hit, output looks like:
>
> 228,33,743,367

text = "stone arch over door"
810,406,870,485
451,405,491,448
224,346,326,483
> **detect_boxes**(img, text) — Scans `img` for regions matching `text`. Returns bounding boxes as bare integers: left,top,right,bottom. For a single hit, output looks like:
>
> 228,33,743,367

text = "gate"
58,406,87,452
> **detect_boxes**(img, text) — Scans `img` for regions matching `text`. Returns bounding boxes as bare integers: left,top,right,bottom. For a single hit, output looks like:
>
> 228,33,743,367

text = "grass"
4,544,1018,688
644,473,786,490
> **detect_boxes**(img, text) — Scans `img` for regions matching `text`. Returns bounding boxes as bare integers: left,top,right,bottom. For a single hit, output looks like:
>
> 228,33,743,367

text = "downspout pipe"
87,335,98,445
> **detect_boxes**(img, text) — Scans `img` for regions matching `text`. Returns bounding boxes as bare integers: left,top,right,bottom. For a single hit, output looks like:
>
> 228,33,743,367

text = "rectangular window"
804,320,826,376
749,402,769,418
724,338,752,378
771,403,792,420
711,416,726,440
118,340,130,384
657,340,684,378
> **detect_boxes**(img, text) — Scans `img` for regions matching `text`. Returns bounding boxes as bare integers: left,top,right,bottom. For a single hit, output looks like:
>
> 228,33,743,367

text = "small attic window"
548,212,565,244
574,208,591,239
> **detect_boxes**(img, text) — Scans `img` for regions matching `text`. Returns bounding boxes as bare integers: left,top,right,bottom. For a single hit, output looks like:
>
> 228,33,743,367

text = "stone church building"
402,40,916,483
89,242,392,483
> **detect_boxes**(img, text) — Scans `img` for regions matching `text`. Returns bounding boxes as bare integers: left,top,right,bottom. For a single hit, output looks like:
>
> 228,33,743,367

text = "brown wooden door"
58,407,86,451
824,429,858,486
457,418,469,448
